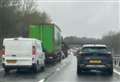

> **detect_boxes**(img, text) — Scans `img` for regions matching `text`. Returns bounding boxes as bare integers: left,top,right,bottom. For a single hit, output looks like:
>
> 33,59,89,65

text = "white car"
2,38,45,73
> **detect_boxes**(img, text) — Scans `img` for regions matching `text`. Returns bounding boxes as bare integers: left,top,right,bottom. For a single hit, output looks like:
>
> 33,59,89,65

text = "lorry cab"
2,38,45,73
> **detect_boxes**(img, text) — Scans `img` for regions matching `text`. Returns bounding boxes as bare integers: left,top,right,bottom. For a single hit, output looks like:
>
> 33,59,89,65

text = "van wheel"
4,68,10,73
32,62,40,73
32,64,38,73
17,68,21,72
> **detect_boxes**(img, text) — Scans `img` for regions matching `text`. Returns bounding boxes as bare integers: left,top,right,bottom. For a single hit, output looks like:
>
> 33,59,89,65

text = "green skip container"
29,24,62,64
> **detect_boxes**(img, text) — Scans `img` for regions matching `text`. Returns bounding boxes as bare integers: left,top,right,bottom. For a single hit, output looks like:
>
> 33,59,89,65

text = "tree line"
64,31,120,55
0,0,51,48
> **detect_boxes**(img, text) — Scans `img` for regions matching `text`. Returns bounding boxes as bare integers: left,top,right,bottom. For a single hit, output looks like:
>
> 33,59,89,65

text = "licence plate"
86,65,105,68
89,60,101,64
7,60,16,64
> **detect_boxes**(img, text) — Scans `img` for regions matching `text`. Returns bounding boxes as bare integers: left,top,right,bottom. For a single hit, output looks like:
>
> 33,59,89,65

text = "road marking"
114,69,120,75
27,1,120,3
0,68,3,71
38,79,45,82
56,68,60,71
38,57,70,82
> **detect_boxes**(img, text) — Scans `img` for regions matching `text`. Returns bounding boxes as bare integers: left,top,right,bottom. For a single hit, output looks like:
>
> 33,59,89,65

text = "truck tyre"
58,52,62,62
41,65,45,72
58,56,62,62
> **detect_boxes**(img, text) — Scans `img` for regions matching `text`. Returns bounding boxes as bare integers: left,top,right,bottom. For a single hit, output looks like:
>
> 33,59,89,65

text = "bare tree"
102,32,120,54
0,0,51,48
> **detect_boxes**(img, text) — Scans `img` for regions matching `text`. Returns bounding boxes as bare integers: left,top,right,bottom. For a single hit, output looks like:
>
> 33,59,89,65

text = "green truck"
29,24,62,64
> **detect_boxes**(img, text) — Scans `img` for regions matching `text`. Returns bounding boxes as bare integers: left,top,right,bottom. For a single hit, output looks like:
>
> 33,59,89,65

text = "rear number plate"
7,60,16,64
89,60,101,64
86,65,105,68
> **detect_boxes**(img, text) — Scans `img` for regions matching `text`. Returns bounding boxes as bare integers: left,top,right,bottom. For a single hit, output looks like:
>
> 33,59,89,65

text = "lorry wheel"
58,53,62,62
41,65,45,72
58,56,62,62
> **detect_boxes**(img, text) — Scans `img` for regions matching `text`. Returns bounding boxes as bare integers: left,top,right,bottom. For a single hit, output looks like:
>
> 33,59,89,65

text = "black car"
77,44,113,75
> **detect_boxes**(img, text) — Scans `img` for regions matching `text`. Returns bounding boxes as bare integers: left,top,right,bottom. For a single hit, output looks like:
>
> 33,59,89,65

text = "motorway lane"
0,56,71,82
45,55,120,82
0,55,120,82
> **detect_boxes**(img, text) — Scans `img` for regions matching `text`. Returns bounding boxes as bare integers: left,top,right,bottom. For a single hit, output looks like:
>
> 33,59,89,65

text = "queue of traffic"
0,24,113,76
1,24,69,73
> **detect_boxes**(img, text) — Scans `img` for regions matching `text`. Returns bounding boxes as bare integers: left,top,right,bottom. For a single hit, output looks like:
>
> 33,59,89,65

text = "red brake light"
32,46,36,55
106,54,112,57
2,46,5,56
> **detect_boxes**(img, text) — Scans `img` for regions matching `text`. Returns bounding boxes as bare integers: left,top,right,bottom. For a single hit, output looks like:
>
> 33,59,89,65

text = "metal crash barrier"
113,56,120,68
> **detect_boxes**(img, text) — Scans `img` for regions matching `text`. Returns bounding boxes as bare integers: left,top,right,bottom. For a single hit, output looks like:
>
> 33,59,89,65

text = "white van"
2,38,45,73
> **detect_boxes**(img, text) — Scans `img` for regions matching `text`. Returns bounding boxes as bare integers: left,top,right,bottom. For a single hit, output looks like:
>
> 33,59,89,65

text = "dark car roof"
82,44,107,48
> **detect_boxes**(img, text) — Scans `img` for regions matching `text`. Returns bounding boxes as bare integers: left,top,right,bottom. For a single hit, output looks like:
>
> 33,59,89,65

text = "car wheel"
77,66,82,75
107,69,113,75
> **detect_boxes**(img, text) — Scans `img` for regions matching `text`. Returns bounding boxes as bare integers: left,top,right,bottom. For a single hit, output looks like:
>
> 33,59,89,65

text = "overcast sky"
36,0,119,38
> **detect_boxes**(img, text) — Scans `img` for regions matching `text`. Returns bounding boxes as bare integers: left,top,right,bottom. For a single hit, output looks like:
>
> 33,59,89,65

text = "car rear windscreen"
81,47,108,53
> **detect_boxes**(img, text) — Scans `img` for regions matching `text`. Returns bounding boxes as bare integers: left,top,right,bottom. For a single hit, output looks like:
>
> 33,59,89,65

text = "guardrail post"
114,60,117,65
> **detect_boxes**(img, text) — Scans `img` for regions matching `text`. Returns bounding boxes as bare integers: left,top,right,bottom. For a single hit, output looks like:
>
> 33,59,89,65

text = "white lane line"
56,68,60,71
38,58,70,82
24,1,120,3
0,68,3,71
38,67,61,82
38,79,45,82
114,69,120,75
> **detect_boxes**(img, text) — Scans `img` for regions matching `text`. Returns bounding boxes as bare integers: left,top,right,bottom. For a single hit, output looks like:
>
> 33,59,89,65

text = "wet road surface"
0,55,120,82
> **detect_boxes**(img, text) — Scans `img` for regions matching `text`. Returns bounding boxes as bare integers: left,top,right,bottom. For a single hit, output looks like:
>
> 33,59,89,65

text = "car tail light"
32,46,36,55
105,54,112,57
2,46,5,56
